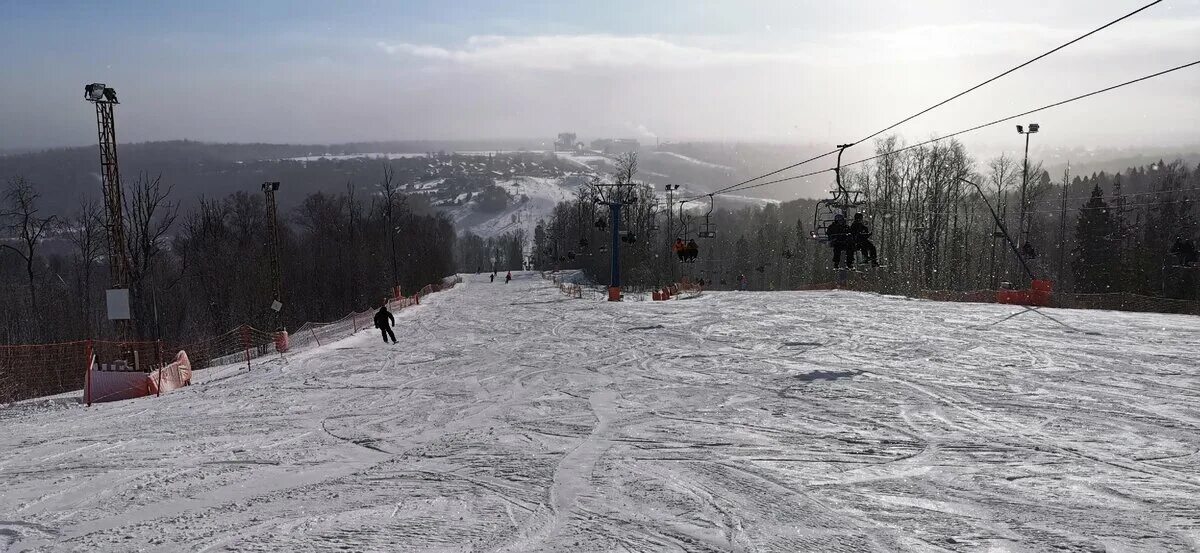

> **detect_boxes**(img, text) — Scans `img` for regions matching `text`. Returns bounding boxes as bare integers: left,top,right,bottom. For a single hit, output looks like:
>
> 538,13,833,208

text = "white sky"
1,0,1198,152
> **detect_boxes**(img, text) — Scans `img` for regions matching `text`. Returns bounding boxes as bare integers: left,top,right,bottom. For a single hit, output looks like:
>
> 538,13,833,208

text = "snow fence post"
241,325,251,371
83,339,94,407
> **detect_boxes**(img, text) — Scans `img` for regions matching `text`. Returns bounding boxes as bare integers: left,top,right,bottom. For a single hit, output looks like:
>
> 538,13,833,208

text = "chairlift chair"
809,144,865,241
698,194,717,239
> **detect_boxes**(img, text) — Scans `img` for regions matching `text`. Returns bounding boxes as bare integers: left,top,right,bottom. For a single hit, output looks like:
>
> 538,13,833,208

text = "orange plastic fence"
0,276,463,405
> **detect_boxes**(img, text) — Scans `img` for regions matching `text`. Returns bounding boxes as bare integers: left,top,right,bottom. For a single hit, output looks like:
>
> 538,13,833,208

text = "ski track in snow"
2,274,1200,551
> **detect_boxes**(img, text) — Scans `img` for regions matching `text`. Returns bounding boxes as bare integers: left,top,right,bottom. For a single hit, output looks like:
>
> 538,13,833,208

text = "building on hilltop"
554,132,579,152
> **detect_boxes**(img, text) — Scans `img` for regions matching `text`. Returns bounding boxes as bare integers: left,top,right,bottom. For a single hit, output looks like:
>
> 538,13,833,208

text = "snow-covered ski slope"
3,274,1199,552
448,176,580,242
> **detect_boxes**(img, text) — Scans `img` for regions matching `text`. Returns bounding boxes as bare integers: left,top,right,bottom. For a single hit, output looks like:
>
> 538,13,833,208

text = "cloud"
377,35,806,70
378,18,1200,71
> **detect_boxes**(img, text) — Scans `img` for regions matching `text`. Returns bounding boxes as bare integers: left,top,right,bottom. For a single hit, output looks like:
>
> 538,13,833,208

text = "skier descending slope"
374,303,397,344
505,271,512,284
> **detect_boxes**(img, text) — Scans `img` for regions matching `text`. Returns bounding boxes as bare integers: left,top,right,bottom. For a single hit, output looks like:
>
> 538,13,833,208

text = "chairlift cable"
690,0,1165,202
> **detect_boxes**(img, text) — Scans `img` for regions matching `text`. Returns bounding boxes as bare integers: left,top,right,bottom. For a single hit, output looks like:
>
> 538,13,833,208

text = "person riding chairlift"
685,239,699,262
850,213,879,267
826,213,854,269
673,238,686,261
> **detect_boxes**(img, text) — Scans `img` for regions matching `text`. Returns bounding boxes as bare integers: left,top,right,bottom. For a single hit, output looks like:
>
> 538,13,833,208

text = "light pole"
664,184,679,280
1016,123,1039,251
262,181,283,329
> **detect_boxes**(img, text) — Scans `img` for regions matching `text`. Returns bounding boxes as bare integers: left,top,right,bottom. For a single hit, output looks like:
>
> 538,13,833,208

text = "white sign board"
270,300,283,312
106,288,131,320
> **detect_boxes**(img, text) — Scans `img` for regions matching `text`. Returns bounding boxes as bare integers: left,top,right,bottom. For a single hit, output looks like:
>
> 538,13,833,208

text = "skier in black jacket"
374,304,397,344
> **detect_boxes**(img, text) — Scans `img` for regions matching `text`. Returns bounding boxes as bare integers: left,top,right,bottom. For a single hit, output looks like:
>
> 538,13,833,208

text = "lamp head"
1028,123,1040,133
85,83,108,102
1016,125,1024,133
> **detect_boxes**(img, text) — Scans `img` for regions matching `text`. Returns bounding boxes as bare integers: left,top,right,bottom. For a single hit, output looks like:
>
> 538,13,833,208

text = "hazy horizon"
4,0,1199,158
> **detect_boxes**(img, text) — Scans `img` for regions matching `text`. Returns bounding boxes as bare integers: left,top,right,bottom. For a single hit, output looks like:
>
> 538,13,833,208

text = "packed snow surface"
3,273,1199,551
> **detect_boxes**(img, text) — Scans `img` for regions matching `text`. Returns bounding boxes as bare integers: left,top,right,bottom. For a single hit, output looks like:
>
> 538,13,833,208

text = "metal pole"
1020,131,1031,245
609,202,621,296
1057,164,1069,285
666,186,675,282
960,177,1036,281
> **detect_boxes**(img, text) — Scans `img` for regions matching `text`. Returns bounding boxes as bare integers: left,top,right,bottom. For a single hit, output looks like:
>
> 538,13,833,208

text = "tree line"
535,143,1198,301
0,165,458,345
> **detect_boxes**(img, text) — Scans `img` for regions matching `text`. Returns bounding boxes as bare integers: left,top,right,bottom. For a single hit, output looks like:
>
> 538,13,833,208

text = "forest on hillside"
536,143,1198,301
0,167,456,345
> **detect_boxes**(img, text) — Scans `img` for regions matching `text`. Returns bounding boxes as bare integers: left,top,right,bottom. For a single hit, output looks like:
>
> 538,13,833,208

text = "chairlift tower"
594,182,637,301
85,83,134,339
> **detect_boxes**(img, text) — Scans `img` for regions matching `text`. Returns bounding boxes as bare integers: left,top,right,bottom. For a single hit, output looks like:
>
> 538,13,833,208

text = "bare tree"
65,200,104,336
1,177,56,312
124,173,179,338
377,163,408,289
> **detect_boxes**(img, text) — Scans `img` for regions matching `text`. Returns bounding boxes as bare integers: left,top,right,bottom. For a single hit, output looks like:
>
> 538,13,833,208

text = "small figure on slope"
850,213,879,267
826,213,854,269
505,271,512,284
490,273,495,283
1170,235,1197,267
374,303,397,344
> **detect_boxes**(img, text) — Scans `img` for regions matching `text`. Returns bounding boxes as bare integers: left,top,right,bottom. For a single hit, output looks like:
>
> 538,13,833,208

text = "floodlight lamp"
85,83,107,101
1016,125,1024,133
263,181,281,192
103,88,118,103
1028,123,1039,133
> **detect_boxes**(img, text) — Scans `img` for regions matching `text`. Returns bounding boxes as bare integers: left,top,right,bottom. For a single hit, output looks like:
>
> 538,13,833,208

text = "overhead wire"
687,0,1166,201
714,59,1200,196
839,60,1200,170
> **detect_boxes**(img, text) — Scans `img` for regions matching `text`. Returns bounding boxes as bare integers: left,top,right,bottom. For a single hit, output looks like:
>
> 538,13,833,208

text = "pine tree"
1071,184,1118,293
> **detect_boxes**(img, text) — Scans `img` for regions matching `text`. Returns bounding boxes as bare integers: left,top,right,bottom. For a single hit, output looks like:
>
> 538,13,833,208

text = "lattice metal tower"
262,181,283,327
85,83,134,337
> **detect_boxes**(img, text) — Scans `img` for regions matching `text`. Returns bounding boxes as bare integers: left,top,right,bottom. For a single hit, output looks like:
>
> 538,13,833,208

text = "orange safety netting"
0,276,463,405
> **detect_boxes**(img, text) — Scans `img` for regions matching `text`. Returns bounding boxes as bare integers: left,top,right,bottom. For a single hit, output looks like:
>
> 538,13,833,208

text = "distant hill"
2,139,1193,217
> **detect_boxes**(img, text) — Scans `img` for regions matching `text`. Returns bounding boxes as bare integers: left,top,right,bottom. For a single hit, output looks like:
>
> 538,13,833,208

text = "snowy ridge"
648,150,735,171
2,274,1199,550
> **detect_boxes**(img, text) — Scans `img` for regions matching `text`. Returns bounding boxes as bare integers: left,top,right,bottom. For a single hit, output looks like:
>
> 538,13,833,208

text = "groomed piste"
2,272,1198,551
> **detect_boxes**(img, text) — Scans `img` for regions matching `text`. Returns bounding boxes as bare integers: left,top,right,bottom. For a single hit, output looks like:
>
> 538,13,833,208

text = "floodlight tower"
1016,123,1040,241
262,182,283,327
85,83,134,338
